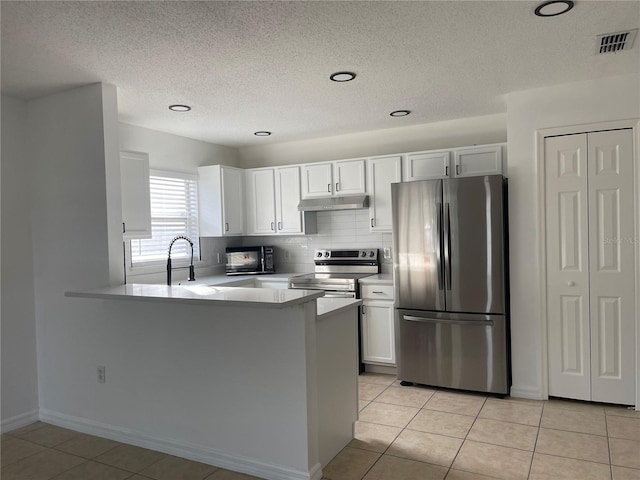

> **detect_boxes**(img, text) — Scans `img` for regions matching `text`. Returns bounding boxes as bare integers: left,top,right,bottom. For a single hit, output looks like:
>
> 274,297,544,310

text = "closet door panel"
588,129,635,405
545,134,591,401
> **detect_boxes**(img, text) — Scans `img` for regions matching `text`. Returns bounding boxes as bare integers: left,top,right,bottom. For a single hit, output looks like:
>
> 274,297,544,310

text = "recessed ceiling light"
534,0,574,17
330,71,356,82
169,104,191,112
254,131,271,136
390,110,411,117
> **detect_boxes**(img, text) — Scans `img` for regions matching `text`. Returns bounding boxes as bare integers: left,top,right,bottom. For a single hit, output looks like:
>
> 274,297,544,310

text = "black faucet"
167,235,196,286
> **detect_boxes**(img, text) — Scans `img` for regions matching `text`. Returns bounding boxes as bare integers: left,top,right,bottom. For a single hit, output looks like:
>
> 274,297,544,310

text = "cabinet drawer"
361,284,394,300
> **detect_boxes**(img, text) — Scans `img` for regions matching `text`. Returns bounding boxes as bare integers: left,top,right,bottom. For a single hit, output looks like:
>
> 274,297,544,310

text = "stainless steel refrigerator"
391,175,509,394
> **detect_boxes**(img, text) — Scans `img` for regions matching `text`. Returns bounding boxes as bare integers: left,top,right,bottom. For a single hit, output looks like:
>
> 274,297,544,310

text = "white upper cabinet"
403,150,451,181
246,169,277,235
301,163,333,198
368,155,402,232
334,159,366,195
275,166,304,234
198,165,245,237
453,144,503,177
301,159,366,198
245,165,316,236
120,151,151,239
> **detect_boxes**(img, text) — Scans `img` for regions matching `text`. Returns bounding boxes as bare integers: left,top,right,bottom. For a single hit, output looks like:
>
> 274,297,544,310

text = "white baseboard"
510,385,545,400
1,409,39,433
39,409,321,480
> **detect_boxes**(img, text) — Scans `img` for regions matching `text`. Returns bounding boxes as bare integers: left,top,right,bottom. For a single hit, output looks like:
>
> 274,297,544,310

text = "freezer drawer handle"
403,315,494,326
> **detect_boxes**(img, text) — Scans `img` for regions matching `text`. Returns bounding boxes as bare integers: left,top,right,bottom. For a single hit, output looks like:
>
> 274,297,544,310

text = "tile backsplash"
241,209,393,273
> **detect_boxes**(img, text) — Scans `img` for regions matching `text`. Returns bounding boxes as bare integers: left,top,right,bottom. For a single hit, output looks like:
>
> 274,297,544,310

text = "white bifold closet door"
545,129,635,405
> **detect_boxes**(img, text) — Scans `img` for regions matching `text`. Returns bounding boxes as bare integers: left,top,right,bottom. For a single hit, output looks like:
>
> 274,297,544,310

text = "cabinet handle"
327,183,331,193
225,222,229,232
372,291,385,294
445,165,449,176
278,221,282,230
122,222,126,234
456,164,460,175
271,222,275,231
335,182,339,192
361,305,366,314
371,218,374,228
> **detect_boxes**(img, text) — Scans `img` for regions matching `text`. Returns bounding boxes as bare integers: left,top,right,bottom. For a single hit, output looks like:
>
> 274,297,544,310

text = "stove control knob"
360,251,366,257
324,251,330,258
316,252,323,258
369,251,375,257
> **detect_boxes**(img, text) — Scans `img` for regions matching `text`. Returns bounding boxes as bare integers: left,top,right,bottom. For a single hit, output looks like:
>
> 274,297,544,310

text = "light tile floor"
1,373,639,480
333,373,640,480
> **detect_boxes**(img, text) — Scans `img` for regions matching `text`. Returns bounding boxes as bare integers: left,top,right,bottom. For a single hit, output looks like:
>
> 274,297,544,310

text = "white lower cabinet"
360,280,395,366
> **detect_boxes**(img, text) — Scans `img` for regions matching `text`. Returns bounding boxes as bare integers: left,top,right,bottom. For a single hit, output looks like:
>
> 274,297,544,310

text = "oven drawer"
361,284,394,301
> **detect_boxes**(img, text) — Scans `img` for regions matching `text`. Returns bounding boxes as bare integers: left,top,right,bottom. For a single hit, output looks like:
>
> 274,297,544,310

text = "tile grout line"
604,410,614,480
526,402,544,480
443,394,489,480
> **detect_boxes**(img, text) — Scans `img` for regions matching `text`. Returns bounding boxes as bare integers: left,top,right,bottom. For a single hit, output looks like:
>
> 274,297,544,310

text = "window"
130,170,200,267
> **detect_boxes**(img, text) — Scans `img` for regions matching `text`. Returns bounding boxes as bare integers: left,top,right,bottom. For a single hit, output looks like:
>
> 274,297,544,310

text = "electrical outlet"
216,251,222,264
383,247,391,259
97,366,106,384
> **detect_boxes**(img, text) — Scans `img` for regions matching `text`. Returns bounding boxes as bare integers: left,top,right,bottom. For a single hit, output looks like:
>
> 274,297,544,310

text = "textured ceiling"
2,1,639,147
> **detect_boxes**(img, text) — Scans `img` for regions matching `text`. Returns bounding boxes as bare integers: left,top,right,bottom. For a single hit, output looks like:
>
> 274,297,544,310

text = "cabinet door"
587,129,635,405
454,145,503,177
120,151,151,239
221,166,245,235
545,134,591,401
246,169,276,235
301,163,333,198
275,166,303,234
334,159,366,195
403,151,450,181
361,302,396,365
368,156,402,231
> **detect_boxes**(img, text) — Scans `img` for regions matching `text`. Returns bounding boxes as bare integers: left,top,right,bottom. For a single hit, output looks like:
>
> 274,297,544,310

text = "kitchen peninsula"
63,284,361,480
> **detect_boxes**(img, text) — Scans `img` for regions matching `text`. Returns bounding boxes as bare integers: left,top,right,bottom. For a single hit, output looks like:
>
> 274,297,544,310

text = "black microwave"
225,246,275,275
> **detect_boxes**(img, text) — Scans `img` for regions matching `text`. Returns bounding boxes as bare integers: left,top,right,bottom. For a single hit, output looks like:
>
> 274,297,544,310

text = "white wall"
28,83,126,412
506,73,640,400
238,113,507,168
1,96,39,429
119,123,239,174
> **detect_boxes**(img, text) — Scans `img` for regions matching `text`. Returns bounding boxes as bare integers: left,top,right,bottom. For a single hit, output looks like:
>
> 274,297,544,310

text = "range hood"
297,195,369,212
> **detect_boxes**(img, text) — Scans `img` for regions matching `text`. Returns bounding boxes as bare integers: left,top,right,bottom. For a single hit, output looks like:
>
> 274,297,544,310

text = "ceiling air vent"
596,29,637,54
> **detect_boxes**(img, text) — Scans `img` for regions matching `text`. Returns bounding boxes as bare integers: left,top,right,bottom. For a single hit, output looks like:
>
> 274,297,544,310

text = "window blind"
130,172,199,264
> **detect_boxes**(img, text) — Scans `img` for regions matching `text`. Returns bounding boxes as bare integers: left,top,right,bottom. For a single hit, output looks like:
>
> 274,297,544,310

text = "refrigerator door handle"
403,315,494,326
435,202,444,290
444,203,452,290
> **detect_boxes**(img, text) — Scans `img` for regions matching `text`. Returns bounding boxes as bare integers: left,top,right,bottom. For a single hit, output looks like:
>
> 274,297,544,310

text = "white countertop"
316,298,362,320
66,283,324,308
359,273,393,284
